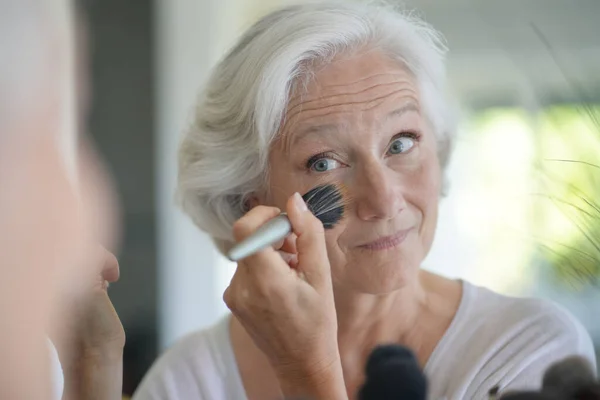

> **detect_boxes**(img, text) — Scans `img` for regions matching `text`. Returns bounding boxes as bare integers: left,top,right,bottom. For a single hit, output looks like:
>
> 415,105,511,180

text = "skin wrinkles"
288,87,417,127
282,87,420,154
282,102,422,165
282,67,418,136
286,79,415,115
285,78,417,121
317,72,412,88
285,102,421,159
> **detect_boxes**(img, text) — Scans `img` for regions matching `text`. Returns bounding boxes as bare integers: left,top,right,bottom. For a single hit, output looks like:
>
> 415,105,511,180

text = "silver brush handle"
227,213,292,261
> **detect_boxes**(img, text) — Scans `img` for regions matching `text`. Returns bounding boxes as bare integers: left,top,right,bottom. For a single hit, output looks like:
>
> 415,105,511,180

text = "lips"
358,228,413,251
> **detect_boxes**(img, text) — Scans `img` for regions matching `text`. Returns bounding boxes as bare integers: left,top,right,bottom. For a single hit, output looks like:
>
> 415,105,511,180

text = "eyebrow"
290,102,420,147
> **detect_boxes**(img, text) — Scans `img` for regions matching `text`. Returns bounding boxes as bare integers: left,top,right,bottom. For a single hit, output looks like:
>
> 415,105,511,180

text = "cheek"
78,142,121,253
420,160,442,212
408,138,441,204
323,228,348,280
263,186,291,210
1,138,86,294
410,148,441,251
265,169,327,209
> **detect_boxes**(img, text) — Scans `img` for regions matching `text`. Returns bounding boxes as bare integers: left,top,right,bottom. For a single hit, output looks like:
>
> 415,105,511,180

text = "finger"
277,250,298,267
280,233,297,254
289,255,299,269
273,233,296,256
272,238,285,251
236,249,301,301
286,192,330,288
224,252,289,315
238,244,286,272
232,205,281,242
223,271,252,315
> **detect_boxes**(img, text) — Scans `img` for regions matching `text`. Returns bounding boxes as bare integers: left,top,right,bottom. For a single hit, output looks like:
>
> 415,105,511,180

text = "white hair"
0,0,77,182
177,1,457,254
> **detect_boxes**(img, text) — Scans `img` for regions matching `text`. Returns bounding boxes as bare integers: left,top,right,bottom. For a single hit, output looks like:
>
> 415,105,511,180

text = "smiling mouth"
358,228,413,251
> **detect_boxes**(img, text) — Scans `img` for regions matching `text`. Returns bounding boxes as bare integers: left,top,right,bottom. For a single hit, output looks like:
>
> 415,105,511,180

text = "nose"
354,161,406,221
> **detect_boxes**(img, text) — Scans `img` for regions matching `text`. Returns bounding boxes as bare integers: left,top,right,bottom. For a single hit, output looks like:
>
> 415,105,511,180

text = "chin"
340,252,418,295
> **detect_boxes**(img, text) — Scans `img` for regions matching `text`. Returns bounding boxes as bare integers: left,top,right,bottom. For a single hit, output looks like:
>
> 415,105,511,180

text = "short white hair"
177,1,456,254
0,0,77,181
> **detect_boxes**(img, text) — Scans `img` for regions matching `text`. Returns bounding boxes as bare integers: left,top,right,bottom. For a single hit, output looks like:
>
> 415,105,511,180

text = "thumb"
286,192,330,289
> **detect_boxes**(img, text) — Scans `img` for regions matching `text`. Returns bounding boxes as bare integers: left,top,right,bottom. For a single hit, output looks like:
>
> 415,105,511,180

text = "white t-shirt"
133,281,597,400
47,338,64,400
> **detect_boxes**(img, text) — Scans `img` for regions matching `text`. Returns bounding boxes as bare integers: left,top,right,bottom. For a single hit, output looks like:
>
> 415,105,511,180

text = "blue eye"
310,158,340,172
388,136,415,155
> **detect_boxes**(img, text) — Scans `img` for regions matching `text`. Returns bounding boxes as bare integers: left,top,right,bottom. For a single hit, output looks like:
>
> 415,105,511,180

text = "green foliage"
534,105,600,290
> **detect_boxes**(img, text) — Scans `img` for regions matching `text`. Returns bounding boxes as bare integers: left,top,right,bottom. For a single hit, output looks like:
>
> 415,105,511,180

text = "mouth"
358,228,413,251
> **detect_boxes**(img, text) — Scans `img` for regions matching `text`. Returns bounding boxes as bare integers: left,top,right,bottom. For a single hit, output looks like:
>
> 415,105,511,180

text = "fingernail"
293,192,308,212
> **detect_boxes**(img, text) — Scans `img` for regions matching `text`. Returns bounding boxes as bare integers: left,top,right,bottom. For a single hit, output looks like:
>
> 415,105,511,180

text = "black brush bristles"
227,183,349,261
302,183,348,229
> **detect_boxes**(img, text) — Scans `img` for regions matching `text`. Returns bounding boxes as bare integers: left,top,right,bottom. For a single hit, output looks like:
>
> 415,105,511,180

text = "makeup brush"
359,344,427,400
227,184,347,262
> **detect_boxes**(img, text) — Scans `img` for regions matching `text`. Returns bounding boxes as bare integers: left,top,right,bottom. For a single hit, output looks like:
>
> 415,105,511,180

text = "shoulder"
132,316,242,400
466,284,594,357
429,282,596,398
476,288,596,392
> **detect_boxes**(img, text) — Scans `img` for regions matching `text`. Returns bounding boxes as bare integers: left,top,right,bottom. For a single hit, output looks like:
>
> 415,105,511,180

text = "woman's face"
264,50,441,294
0,14,119,314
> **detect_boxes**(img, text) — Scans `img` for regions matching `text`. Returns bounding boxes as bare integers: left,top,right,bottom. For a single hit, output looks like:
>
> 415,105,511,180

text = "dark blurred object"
575,385,600,400
542,356,597,398
499,386,600,400
358,345,427,400
498,356,600,400
122,327,158,396
498,392,562,400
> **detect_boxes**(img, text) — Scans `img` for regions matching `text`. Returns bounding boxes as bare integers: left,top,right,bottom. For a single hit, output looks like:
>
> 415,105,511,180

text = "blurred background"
77,0,600,395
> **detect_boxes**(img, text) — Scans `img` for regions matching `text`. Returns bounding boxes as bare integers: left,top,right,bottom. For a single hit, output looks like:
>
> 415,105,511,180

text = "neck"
332,270,433,396
334,270,429,358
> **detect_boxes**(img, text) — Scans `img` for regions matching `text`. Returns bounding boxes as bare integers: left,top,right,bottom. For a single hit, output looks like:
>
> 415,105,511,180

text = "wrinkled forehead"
289,49,417,105
279,51,421,147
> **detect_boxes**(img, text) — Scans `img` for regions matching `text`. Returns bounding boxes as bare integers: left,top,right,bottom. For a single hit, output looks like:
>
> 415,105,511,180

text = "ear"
243,194,261,211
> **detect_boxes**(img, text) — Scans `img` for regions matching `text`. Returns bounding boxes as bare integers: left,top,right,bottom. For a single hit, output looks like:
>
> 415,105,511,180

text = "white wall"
154,0,223,350
153,0,600,351
153,0,286,350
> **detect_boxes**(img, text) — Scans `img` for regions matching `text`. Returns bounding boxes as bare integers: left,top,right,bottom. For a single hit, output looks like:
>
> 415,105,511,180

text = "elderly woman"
134,2,596,399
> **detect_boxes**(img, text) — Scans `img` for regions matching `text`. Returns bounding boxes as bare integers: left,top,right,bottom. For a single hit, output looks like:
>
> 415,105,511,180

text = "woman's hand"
53,247,125,400
74,248,125,355
224,193,346,400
